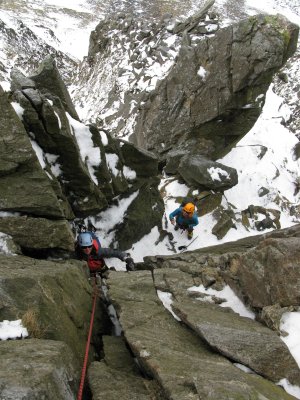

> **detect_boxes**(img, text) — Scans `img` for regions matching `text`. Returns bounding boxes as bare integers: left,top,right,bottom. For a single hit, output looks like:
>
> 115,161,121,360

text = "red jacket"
87,239,104,272
75,238,126,273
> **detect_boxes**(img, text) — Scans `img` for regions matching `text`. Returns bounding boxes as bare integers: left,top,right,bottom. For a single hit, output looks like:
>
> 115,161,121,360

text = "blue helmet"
78,232,93,247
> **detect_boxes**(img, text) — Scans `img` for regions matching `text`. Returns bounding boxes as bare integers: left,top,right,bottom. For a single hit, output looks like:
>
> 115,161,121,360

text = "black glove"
125,256,135,272
120,252,135,271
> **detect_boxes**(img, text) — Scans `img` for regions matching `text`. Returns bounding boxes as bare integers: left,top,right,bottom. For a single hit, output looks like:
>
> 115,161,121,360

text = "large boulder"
226,235,300,309
178,155,238,190
0,254,107,361
0,339,79,400
132,14,299,160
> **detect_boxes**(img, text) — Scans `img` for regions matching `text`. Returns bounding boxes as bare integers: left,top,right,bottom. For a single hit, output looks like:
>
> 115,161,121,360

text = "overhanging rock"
132,14,299,160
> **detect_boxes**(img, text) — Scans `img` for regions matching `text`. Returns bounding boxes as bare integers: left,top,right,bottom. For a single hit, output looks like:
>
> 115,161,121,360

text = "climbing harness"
77,278,98,400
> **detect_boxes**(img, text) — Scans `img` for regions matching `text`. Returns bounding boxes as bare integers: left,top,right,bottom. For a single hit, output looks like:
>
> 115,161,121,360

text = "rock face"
227,235,300,309
71,10,298,199
0,4,299,398
132,14,299,161
0,85,66,218
106,270,296,400
0,254,110,399
29,55,79,120
1,224,299,399
0,217,74,253
88,336,164,399
0,339,79,400
143,223,300,320
0,57,164,255
172,297,300,385
75,10,298,166
86,224,300,399
177,155,238,190
0,254,106,360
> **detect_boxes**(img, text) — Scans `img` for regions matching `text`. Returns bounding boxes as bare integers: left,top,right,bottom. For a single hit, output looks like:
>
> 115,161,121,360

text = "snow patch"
66,113,101,184
157,290,181,321
0,320,28,340
197,66,207,80
208,167,230,182
123,165,136,180
188,285,255,319
11,102,25,120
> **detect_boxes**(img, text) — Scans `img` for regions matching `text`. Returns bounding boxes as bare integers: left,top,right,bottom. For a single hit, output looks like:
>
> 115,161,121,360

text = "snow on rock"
0,320,28,340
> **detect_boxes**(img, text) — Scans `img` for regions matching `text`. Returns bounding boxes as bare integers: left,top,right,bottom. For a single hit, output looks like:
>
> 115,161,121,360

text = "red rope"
77,279,98,400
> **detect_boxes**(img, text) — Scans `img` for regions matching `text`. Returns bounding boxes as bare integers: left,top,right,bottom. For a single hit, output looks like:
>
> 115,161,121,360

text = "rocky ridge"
132,13,298,160
71,2,299,164
0,1,300,399
70,2,221,137
0,56,164,255
0,12,76,85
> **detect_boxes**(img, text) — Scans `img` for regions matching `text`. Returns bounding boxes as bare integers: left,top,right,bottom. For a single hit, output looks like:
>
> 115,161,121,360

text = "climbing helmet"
183,203,195,214
78,232,93,248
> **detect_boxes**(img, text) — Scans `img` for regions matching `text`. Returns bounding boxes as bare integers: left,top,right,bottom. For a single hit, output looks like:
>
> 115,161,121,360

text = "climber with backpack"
75,227,135,275
169,200,199,239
